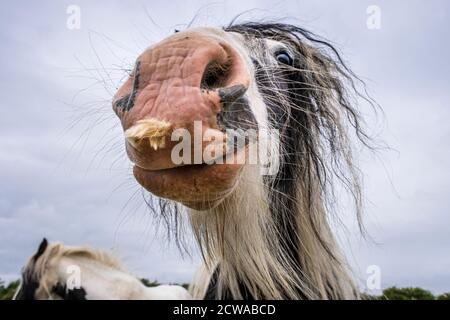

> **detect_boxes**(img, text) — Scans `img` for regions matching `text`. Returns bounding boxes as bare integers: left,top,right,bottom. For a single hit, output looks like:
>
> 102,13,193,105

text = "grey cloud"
0,0,449,294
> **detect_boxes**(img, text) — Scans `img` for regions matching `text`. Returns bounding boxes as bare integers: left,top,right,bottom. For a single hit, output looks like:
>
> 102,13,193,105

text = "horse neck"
53,257,190,300
189,166,358,299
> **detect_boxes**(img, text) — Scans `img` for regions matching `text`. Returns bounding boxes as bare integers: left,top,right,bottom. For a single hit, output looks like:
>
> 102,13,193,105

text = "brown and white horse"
17,22,374,300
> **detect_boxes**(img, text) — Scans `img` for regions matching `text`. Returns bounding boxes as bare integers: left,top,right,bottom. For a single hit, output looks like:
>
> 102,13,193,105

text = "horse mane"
140,22,378,300
38,242,123,270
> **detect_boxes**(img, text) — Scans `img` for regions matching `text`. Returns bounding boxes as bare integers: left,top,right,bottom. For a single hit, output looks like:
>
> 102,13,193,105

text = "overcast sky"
0,0,449,295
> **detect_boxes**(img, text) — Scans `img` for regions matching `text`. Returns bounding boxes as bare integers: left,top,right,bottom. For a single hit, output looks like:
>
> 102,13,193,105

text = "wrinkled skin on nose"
113,29,251,210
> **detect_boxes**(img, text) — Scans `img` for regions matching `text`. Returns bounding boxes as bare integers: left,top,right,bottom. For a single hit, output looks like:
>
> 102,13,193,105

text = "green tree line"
363,287,450,300
1,277,449,300
0,279,20,300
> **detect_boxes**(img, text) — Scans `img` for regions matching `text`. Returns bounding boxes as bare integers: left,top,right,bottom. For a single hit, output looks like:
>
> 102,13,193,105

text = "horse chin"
133,162,244,211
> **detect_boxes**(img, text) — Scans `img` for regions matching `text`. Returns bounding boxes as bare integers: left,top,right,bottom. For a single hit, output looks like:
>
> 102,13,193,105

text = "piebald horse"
14,239,191,300
17,22,375,300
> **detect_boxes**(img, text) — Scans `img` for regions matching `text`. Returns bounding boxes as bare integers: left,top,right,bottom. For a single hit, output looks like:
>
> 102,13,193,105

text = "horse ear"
33,238,48,262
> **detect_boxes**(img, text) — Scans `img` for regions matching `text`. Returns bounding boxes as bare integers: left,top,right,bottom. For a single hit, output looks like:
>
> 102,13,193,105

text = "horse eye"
276,51,293,66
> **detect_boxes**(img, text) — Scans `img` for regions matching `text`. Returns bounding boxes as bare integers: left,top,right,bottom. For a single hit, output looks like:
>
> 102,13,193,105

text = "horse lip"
133,162,241,206
134,163,200,173
131,146,244,173
125,129,241,172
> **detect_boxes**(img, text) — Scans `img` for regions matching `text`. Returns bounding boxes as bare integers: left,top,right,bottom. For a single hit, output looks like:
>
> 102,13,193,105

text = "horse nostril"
201,60,231,90
218,84,247,104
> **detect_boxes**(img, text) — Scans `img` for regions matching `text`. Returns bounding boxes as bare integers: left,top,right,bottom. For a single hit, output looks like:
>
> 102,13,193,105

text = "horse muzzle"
112,28,252,209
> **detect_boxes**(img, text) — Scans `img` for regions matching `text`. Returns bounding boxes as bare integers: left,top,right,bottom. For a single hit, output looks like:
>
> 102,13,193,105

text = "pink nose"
112,31,250,171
